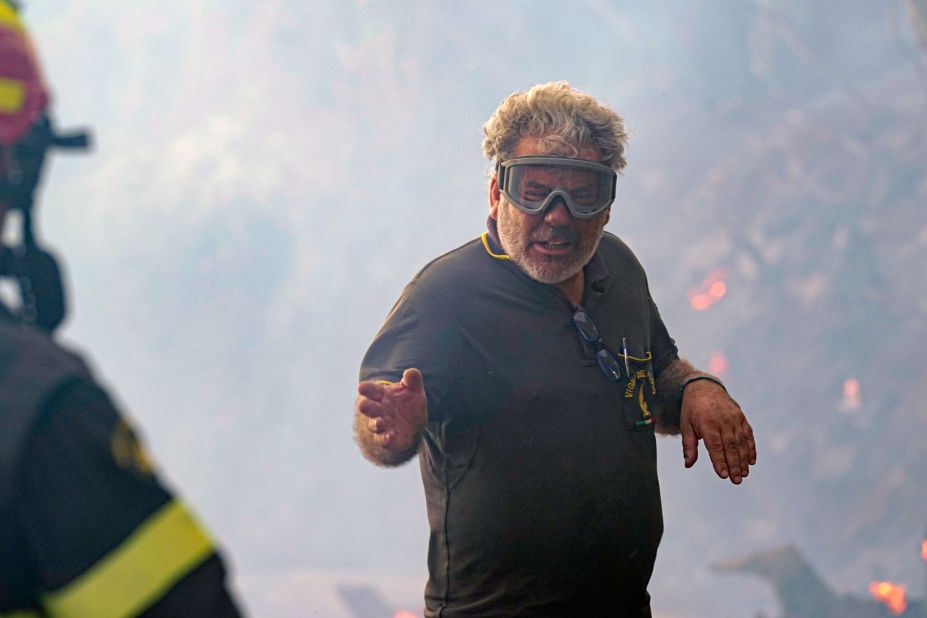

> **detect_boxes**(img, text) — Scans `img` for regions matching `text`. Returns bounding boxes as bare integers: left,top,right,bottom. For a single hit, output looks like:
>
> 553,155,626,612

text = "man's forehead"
513,136,601,163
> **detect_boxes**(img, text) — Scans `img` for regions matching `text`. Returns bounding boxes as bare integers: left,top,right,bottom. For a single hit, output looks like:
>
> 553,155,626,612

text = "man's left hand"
680,380,756,484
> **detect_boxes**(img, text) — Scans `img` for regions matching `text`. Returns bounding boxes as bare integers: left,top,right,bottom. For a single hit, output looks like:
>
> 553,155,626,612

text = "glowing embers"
708,350,729,377
869,581,907,615
687,269,728,311
841,378,862,411
921,538,927,562
394,611,417,618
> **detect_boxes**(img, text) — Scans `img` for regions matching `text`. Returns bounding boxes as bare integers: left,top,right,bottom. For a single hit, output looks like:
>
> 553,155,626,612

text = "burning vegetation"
687,269,729,312
715,538,927,617
661,28,927,613
870,581,908,615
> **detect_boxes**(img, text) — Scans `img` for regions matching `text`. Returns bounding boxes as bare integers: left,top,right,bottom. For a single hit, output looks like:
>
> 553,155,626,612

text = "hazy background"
15,1,927,616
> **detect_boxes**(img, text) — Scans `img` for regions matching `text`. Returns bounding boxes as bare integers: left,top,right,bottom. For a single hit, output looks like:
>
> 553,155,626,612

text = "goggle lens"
498,156,617,219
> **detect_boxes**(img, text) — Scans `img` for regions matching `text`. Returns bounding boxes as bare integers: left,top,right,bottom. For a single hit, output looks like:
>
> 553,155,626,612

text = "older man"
355,81,756,617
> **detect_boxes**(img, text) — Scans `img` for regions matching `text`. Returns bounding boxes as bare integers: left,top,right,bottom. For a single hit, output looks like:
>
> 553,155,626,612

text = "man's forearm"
353,408,422,467
653,357,724,434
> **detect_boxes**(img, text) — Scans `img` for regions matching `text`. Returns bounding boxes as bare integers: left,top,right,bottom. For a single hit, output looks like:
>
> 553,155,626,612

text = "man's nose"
543,197,572,226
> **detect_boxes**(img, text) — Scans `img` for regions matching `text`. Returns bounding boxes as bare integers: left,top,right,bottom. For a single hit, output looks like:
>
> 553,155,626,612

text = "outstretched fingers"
721,425,744,484
356,372,428,452
357,397,397,446
704,419,754,484
367,416,385,434
400,368,424,392
734,422,752,478
744,420,757,466
357,394,388,419
702,427,730,481
357,380,387,401
681,382,756,484
355,372,428,465
682,424,699,469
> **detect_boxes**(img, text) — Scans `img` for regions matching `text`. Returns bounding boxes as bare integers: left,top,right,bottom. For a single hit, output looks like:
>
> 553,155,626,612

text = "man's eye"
524,185,550,201
571,188,598,204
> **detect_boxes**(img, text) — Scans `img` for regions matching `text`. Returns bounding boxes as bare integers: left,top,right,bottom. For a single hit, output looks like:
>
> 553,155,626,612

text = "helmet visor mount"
496,155,617,219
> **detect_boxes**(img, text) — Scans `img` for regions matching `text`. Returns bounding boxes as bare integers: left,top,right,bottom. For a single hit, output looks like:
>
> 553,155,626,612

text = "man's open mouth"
533,240,573,254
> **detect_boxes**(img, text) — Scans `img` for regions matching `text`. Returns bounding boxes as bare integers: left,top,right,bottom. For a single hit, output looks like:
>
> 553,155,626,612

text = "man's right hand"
355,368,427,465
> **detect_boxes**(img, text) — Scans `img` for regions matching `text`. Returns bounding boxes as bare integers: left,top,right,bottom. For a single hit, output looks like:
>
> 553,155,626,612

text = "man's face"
489,137,611,285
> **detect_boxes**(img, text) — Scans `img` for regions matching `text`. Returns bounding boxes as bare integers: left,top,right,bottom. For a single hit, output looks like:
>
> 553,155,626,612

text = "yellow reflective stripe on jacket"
41,500,214,618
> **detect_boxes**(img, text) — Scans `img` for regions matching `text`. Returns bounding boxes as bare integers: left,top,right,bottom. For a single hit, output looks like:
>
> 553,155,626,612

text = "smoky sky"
22,1,926,616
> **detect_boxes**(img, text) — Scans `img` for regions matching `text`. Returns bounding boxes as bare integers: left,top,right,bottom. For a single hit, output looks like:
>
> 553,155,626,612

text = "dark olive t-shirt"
361,226,678,617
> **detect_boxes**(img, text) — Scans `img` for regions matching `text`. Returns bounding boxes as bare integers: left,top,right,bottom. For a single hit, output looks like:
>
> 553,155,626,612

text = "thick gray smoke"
28,2,927,616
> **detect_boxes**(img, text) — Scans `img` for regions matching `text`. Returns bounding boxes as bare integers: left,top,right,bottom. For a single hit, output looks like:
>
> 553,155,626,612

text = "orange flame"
394,612,418,618
869,581,907,615
841,378,862,410
921,539,927,561
687,269,728,312
708,351,729,377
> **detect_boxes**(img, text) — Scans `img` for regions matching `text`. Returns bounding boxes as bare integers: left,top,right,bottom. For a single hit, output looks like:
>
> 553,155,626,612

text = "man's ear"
604,207,611,226
489,175,500,220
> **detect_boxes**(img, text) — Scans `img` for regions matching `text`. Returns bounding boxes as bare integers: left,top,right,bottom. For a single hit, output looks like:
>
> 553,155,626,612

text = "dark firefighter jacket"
0,304,241,617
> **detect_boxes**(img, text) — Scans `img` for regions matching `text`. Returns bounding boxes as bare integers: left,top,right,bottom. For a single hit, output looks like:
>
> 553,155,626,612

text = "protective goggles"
496,155,617,219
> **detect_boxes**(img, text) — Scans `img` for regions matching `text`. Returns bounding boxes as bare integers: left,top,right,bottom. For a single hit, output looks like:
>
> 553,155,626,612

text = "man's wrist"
356,423,423,468
680,374,727,400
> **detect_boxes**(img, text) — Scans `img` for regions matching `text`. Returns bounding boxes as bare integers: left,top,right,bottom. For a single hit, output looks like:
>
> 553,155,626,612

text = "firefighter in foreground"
0,3,242,616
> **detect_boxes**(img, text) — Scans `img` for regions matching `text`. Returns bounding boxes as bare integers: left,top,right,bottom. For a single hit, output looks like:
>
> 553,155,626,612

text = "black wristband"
680,375,727,402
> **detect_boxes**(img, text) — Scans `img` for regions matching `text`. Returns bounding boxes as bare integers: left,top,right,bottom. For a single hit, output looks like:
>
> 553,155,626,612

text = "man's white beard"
495,199,606,285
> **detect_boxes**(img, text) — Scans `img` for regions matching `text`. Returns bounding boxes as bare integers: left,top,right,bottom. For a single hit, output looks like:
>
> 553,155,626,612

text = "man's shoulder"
385,235,518,319
0,309,95,501
0,311,93,421
598,231,647,274
0,313,89,378
409,236,498,289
